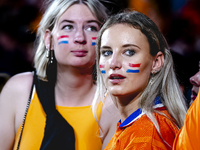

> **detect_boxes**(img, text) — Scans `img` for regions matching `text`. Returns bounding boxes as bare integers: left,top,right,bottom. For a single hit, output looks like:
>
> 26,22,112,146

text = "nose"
74,28,87,45
109,54,122,70
190,71,200,86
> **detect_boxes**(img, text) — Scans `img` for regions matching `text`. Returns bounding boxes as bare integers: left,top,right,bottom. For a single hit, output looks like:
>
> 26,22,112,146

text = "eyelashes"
100,49,135,57
61,25,99,32
101,50,113,56
124,49,135,56
86,26,98,32
62,25,73,30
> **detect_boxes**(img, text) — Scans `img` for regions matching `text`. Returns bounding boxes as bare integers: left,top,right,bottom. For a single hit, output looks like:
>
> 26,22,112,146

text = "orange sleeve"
173,88,200,150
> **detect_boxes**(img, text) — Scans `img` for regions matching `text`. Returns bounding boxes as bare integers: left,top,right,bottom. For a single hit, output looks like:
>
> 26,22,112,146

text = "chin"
109,90,125,97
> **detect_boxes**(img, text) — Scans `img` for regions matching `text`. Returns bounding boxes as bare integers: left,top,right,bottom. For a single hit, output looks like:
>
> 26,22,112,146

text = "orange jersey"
105,110,179,150
173,88,200,150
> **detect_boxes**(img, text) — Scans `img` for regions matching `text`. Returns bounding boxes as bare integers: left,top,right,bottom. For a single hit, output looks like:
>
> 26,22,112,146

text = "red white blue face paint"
57,35,69,45
92,37,97,46
126,63,141,73
100,64,106,74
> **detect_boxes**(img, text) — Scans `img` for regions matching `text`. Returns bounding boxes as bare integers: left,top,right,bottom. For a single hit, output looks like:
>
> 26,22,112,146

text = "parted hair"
34,0,108,79
93,10,187,136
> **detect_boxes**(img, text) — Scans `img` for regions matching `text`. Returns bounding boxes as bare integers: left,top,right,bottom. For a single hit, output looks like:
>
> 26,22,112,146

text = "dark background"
0,0,200,105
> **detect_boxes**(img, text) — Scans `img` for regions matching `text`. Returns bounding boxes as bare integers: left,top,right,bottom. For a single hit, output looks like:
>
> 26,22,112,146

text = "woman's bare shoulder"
2,72,33,92
0,72,34,149
0,72,34,105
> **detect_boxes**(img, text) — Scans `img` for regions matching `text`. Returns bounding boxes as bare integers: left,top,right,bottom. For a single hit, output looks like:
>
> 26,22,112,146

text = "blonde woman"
0,0,119,149
93,11,187,149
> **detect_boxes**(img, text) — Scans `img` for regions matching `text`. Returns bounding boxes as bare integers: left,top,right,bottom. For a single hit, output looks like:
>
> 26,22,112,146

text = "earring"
46,48,50,58
151,70,159,75
50,50,54,64
46,49,57,84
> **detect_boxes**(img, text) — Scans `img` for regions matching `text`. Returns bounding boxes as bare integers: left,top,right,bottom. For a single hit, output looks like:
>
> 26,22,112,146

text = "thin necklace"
16,86,34,150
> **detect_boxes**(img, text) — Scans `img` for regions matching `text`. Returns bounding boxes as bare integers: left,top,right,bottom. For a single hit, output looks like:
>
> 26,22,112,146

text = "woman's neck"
112,94,140,123
55,66,96,107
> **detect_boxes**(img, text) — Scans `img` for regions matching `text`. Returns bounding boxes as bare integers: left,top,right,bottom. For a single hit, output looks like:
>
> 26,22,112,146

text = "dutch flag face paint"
100,64,106,74
57,35,69,45
126,63,141,73
92,37,97,46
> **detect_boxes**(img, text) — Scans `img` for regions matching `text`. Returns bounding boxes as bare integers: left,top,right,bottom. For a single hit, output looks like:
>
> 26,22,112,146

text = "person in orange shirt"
189,61,200,105
173,61,200,150
92,11,187,149
173,88,200,150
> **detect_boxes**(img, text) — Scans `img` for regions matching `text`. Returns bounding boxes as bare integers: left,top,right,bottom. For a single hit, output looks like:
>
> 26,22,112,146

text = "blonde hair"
34,0,108,79
93,11,187,137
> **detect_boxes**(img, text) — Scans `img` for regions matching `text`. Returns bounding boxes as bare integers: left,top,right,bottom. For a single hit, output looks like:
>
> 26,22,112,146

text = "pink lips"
191,91,197,101
191,95,197,101
71,50,88,57
109,74,126,84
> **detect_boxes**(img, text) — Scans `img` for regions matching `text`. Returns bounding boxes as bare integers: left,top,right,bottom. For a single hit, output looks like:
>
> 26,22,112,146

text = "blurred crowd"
0,0,200,106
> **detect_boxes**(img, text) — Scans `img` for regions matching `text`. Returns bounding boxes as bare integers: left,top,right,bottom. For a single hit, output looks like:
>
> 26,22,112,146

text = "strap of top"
34,71,75,150
16,71,36,150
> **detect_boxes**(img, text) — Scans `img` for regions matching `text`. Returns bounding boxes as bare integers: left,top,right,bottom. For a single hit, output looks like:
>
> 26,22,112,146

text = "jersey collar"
119,97,165,128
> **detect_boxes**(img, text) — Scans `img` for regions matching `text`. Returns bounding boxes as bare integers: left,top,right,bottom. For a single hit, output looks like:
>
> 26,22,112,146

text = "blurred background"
0,0,200,106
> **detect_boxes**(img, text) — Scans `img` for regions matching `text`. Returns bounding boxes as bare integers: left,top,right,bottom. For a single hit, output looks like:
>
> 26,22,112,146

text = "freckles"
126,63,141,73
92,37,97,46
99,64,106,74
57,35,69,45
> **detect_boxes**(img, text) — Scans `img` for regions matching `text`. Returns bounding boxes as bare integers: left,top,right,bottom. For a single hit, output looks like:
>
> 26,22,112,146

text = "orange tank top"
13,87,103,150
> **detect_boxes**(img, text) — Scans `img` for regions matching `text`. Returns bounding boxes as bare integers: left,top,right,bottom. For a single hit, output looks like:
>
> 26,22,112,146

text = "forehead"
58,4,97,23
101,24,149,47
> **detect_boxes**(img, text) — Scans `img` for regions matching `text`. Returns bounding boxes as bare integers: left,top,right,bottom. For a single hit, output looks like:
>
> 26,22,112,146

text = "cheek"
91,37,97,46
136,64,152,84
125,61,151,85
99,64,106,74
99,60,106,74
99,57,108,74
57,35,69,45
125,63,141,74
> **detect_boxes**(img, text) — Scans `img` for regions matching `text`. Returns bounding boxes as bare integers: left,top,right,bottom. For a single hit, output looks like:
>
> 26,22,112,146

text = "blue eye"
124,50,135,56
102,50,113,56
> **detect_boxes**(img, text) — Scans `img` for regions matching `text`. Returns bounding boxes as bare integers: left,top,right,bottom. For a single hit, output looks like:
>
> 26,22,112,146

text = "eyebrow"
122,44,141,49
60,19,101,26
88,20,102,26
100,46,111,49
60,19,74,24
101,44,141,50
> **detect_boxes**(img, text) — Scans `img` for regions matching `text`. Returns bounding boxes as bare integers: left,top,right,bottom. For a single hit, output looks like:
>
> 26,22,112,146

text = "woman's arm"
0,72,33,150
